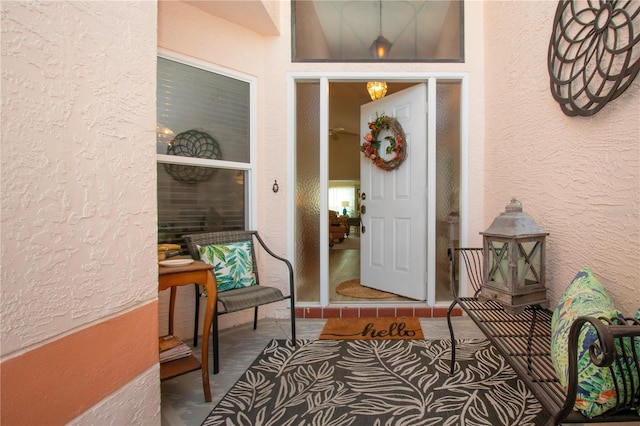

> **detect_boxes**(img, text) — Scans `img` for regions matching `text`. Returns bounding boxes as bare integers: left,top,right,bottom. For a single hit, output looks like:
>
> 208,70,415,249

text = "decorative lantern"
480,198,549,314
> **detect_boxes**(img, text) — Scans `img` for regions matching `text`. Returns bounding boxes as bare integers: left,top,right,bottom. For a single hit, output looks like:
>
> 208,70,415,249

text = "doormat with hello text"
319,316,424,340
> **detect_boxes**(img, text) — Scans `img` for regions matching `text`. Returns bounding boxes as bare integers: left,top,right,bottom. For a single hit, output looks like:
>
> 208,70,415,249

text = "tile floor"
160,317,482,426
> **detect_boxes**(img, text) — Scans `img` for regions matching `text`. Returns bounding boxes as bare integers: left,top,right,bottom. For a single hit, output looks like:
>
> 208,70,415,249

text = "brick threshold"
295,305,462,319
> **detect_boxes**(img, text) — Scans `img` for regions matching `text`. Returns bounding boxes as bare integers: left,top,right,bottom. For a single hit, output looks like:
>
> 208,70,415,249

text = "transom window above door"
292,0,464,62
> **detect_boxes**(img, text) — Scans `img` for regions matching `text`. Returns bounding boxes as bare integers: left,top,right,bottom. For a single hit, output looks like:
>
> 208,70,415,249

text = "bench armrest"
555,315,640,423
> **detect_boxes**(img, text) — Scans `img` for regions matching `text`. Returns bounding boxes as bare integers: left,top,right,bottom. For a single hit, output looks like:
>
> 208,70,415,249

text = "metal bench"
446,248,640,425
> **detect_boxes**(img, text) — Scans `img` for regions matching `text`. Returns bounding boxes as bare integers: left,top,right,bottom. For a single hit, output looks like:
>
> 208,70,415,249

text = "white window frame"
156,49,257,230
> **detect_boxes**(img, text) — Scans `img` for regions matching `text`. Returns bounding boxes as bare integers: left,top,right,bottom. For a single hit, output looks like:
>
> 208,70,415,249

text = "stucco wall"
158,0,487,336
483,1,640,316
160,1,640,331
158,0,272,337
1,1,159,423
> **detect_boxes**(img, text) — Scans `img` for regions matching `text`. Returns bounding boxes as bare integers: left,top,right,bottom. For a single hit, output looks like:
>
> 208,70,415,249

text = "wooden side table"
158,260,217,402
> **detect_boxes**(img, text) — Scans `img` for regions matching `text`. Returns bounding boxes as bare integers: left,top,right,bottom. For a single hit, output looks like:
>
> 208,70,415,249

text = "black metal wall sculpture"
548,0,640,117
164,130,221,183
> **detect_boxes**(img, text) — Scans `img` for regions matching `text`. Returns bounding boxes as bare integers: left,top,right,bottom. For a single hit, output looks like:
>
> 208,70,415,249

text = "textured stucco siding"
157,0,294,337
157,0,488,337
1,1,158,355
1,1,159,423
68,366,160,426
483,1,640,315
157,0,638,341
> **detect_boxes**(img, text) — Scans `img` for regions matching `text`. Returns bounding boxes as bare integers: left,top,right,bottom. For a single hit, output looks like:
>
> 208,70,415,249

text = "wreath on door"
361,114,407,171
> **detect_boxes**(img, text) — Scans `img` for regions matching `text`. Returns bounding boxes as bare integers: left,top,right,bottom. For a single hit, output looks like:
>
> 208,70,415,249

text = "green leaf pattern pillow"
551,267,639,418
198,241,256,292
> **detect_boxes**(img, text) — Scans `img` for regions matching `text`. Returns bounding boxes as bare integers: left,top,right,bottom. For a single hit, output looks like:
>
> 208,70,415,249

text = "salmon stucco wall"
158,0,488,337
1,1,160,424
483,1,640,316
157,0,272,337
159,1,638,336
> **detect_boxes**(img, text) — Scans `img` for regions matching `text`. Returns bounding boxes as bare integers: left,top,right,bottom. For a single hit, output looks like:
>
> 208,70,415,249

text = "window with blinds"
156,55,252,247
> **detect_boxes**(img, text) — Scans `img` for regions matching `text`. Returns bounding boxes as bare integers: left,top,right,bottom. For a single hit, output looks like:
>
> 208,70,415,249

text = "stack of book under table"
159,335,192,363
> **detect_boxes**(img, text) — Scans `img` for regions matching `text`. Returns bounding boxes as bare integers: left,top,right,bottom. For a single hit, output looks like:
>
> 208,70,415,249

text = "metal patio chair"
183,230,296,374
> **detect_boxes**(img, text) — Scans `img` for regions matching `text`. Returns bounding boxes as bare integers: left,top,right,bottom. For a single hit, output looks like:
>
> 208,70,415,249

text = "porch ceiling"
182,1,457,59
183,0,281,36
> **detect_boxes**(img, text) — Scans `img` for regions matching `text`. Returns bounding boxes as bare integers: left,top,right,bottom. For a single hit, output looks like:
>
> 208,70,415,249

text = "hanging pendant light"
367,0,389,101
367,81,388,100
370,35,392,59
370,0,392,59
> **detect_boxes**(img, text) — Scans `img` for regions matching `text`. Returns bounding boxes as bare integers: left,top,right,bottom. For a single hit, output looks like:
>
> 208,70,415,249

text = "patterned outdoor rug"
320,316,424,340
202,339,550,426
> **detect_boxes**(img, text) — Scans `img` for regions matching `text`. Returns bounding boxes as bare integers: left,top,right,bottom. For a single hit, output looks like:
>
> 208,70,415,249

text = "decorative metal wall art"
548,0,640,117
164,130,222,183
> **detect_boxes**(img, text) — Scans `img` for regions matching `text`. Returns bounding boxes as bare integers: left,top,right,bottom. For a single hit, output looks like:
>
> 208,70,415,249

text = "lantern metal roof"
481,198,547,237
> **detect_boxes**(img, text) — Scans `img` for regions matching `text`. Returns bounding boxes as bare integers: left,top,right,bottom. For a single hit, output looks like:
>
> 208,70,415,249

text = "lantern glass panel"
516,241,542,286
487,240,509,286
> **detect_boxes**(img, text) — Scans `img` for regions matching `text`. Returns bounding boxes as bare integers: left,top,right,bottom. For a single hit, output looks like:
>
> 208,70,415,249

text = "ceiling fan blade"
329,127,357,140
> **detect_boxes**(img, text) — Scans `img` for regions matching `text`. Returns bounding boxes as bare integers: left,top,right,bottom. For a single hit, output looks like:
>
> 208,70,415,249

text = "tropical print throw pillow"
551,267,639,418
198,241,256,292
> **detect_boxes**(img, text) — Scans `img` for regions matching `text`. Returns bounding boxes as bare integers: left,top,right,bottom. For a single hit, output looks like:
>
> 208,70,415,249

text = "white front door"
360,84,428,300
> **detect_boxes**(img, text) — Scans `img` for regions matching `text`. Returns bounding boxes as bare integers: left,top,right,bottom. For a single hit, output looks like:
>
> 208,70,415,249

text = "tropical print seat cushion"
550,267,638,418
198,241,256,292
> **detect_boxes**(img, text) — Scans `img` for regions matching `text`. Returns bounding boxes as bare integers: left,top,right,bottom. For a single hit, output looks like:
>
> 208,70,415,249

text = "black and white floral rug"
202,339,549,426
